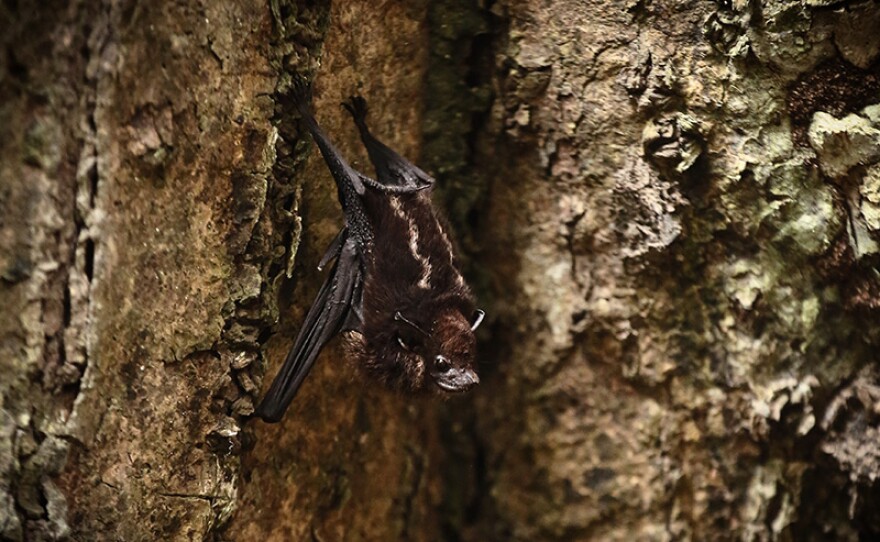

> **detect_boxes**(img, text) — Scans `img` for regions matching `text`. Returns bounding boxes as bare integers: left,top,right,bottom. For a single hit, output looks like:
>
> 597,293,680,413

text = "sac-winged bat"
255,79,484,423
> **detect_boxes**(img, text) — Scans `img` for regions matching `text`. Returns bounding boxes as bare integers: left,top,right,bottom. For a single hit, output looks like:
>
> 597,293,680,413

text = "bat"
255,79,485,423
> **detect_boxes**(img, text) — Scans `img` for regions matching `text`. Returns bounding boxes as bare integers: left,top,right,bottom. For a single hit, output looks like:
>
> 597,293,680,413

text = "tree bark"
2,0,880,541
469,1,880,540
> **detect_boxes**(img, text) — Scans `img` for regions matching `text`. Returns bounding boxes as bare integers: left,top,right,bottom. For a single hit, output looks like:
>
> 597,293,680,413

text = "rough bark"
2,0,880,541
2,1,281,539
467,0,880,540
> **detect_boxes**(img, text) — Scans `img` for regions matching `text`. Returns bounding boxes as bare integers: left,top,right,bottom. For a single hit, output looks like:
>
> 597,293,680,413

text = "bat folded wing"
255,236,364,423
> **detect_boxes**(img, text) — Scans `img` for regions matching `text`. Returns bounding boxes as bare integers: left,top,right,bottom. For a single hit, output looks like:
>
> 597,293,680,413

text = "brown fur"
354,188,478,393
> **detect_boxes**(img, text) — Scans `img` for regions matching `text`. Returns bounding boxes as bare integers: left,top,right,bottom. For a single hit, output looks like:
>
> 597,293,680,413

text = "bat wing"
343,96,434,191
255,233,364,423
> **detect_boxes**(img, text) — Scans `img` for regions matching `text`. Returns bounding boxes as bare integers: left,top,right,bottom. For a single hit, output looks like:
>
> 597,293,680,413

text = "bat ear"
394,311,428,336
470,309,485,331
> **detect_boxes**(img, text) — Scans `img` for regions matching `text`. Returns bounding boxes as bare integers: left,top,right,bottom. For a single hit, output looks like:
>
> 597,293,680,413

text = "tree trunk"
2,0,880,541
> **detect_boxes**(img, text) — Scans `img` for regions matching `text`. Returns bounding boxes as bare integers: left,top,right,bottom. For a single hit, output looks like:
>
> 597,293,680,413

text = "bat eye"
434,355,452,373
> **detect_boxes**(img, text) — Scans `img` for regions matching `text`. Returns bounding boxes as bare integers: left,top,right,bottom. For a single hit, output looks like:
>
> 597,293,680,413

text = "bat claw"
342,96,368,124
291,74,313,113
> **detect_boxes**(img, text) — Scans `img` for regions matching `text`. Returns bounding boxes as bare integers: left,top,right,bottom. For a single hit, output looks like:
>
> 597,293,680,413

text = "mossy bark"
2,0,880,541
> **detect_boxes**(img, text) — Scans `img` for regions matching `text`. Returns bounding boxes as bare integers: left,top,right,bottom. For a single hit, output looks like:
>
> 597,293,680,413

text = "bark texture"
2,1,281,539
2,0,880,541
468,1,880,540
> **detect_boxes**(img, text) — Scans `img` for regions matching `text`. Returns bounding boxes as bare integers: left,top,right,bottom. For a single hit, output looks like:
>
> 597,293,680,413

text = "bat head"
425,309,481,392
386,308,484,393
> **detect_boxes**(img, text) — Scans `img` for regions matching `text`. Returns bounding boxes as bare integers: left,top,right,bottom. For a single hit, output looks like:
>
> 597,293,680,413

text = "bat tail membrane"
342,96,435,191
255,237,363,423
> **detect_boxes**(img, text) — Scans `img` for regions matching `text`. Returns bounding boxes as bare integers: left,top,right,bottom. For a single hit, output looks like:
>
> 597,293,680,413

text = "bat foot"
342,96,368,125
290,74,313,113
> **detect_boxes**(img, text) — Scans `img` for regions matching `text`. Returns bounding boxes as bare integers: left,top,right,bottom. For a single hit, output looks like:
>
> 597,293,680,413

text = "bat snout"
432,357,479,393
